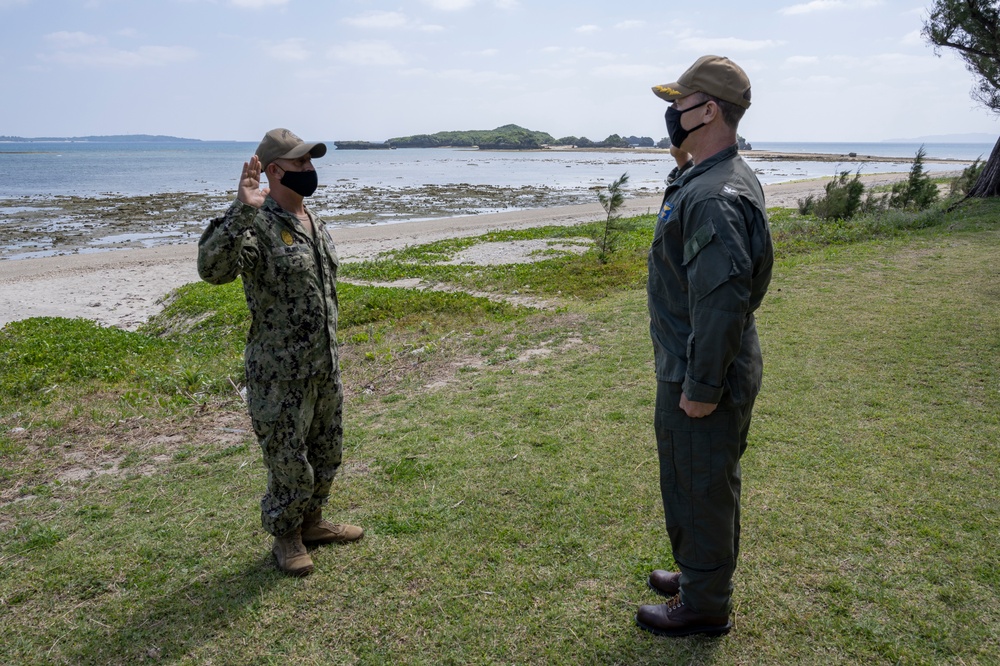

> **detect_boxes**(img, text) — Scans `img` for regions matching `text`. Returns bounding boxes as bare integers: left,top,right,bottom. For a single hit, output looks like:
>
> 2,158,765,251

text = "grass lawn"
0,200,998,664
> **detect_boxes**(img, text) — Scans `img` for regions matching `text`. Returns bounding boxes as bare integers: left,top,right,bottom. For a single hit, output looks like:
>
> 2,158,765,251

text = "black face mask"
278,167,318,197
665,99,709,150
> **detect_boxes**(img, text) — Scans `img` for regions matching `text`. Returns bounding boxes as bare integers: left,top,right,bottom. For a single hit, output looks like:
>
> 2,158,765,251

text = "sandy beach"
0,172,933,331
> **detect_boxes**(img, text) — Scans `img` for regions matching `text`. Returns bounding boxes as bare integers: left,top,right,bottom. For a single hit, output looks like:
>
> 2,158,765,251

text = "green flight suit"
198,197,343,537
647,144,774,616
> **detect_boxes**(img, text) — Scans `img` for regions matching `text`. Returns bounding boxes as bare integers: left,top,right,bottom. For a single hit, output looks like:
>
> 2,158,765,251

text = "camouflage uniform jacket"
647,143,773,406
197,197,340,383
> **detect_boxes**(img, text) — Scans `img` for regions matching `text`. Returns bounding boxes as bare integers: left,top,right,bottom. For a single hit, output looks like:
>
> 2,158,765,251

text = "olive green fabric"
255,128,327,170
646,143,773,617
655,381,754,616
652,55,752,109
647,143,773,405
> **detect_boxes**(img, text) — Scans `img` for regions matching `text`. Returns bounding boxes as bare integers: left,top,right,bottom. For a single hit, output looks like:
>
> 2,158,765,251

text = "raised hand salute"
237,154,269,208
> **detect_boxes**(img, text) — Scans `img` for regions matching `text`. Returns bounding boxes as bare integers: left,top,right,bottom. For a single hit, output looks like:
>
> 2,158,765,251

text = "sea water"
0,139,987,200
0,138,988,260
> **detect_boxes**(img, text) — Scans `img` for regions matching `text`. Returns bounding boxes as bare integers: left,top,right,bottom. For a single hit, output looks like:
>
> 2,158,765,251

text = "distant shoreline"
0,135,205,143
354,145,976,165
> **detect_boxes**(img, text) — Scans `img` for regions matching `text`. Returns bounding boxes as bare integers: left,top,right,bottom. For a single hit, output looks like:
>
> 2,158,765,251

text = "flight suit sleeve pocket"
684,220,736,298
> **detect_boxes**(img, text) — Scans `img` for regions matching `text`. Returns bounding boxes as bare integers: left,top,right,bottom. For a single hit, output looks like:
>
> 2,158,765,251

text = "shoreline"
0,171,953,331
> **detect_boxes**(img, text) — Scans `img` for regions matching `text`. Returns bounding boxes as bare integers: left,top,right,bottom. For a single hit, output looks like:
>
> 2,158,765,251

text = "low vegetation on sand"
0,192,998,664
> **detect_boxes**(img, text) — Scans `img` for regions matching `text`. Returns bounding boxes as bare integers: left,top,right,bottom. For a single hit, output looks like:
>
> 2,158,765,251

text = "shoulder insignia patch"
721,184,740,201
658,200,674,224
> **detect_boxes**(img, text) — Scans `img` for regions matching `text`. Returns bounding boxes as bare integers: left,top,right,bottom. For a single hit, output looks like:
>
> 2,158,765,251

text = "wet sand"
0,172,934,331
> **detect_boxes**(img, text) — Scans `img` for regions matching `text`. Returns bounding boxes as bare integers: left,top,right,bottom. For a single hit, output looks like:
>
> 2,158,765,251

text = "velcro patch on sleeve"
682,221,716,265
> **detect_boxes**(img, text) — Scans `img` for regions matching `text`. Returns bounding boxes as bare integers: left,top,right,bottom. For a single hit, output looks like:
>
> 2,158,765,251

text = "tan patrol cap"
652,55,752,109
255,128,327,169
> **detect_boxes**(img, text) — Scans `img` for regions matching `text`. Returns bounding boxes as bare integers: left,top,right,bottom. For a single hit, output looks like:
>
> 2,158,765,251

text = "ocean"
0,138,989,260
0,139,988,199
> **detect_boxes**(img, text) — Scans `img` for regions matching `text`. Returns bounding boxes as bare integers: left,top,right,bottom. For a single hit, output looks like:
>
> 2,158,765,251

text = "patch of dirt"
421,355,488,391
342,237,593,310
1,402,252,507
441,239,591,265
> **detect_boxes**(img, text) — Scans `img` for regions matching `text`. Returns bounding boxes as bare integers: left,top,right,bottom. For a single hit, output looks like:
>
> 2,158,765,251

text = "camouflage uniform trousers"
655,380,756,617
248,368,344,537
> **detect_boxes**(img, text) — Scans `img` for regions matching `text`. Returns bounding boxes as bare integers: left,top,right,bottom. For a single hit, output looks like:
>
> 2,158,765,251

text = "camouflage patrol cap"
652,55,752,109
255,128,327,169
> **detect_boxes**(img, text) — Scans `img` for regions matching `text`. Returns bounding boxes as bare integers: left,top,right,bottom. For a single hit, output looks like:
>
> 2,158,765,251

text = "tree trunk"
969,134,1000,197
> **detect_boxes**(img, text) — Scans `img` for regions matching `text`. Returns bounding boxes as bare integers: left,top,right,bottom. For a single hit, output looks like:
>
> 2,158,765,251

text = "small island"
334,124,751,151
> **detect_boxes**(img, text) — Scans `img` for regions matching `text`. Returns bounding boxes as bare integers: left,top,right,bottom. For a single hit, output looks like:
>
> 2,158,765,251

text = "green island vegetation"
336,124,756,150
0,160,997,664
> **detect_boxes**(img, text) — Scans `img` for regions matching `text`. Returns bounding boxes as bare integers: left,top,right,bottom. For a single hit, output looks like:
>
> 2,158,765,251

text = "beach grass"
0,199,998,664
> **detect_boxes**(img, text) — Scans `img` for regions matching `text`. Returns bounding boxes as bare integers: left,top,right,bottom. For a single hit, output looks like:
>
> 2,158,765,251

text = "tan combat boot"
272,527,314,577
301,509,364,545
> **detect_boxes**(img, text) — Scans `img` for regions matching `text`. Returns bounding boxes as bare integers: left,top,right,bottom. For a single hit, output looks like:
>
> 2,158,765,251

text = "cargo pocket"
683,220,735,299
247,379,285,424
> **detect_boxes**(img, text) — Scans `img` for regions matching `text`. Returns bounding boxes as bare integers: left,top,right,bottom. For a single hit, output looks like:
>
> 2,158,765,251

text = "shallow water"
0,141,980,261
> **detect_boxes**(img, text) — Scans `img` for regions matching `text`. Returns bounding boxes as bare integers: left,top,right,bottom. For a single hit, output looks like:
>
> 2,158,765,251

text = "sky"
1,0,997,144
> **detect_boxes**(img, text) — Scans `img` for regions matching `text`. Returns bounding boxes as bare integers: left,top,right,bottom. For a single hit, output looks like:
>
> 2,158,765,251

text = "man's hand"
669,145,692,169
680,393,717,418
237,155,269,208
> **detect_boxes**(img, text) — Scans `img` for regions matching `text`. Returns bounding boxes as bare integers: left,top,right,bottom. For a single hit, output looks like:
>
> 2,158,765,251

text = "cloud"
40,45,197,68
433,68,519,84
342,10,443,32
422,0,475,10
542,46,619,65
677,36,783,52
784,55,820,66
343,11,409,29
778,0,882,16
900,29,924,47
615,20,645,30
575,25,600,34
592,63,663,80
328,40,407,66
780,73,849,86
229,0,289,7
419,0,517,7
263,38,309,62
44,31,105,49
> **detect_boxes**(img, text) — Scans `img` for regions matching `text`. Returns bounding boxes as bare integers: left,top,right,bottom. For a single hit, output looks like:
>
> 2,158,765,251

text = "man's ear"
704,100,719,124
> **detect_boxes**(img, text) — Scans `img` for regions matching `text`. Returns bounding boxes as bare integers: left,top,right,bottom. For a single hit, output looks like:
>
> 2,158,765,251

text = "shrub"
887,146,939,210
951,158,985,196
593,172,635,263
798,170,865,220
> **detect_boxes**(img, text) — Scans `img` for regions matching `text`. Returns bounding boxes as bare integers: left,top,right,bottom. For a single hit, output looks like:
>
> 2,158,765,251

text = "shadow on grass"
597,625,726,665
61,554,281,664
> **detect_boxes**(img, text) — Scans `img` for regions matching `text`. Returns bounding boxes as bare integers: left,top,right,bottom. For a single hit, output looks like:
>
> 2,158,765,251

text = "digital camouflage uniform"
198,197,343,537
647,143,773,616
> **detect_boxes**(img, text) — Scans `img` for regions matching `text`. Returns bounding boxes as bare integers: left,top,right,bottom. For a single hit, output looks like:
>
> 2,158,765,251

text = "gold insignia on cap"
655,86,682,96
281,230,294,246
